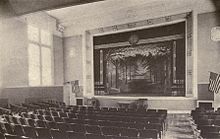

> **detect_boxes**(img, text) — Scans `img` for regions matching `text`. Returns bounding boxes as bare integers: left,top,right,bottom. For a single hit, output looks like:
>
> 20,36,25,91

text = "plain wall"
54,35,64,85
197,12,220,102
0,18,29,88
198,12,220,83
198,84,214,100
63,35,83,85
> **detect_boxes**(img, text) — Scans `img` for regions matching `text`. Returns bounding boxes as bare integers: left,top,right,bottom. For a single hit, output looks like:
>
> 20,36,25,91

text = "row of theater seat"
32,107,167,121
57,106,167,115
191,107,220,139
18,111,166,133
0,120,159,139
7,100,66,113
18,111,165,125
0,102,167,139
3,114,164,133
10,101,167,119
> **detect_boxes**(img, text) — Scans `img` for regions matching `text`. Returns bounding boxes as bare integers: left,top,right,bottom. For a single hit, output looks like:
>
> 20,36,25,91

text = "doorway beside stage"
93,22,186,97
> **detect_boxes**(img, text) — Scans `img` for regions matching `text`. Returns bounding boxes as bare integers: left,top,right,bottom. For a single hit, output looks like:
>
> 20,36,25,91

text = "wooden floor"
164,114,196,139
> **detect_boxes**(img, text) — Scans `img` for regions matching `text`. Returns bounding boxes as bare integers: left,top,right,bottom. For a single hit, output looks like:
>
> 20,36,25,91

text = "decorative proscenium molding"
95,34,184,49
89,12,190,35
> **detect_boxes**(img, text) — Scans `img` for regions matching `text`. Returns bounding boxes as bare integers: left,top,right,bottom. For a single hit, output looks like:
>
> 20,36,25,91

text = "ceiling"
0,0,105,18
46,0,220,27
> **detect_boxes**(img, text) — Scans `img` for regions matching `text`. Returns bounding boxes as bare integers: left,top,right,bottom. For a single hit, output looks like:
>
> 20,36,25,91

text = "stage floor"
96,92,185,97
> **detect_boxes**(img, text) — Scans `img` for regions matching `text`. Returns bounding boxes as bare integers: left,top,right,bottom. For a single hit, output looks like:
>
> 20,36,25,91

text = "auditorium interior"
1,0,220,139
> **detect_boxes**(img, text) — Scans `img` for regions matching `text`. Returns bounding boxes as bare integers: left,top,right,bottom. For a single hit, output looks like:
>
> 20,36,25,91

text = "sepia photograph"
0,0,220,139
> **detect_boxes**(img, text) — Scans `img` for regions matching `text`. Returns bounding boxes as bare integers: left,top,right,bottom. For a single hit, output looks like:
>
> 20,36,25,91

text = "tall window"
28,25,53,86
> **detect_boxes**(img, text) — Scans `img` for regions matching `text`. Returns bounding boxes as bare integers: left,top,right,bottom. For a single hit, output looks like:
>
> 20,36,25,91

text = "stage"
95,95,197,112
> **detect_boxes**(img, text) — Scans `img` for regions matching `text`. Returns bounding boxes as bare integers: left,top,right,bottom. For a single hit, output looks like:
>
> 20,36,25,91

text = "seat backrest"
28,114,36,119
70,123,85,133
67,131,85,139
87,107,94,112
23,126,37,138
13,124,25,136
36,114,44,120
27,118,36,127
119,128,138,137
36,109,44,115
101,126,120,136
3,115,11,123
36,120,47,128
0,122,7,133
201,132,220,138
84,119,98,125
145,123,162,131
79,106,87,112
71,105,79,111
98,120,110,126
144,117,163,124
109,136,128,139
71,119,85,124
4,123,14,134
18,117,27,125
46,121,58,129
139,129,159,139
77,114,88,119
85,133,104,139
4,134,18,139
59,112,68,118
67,112,76,118
50,111,59,117
0,132,4,139
53,116,64,123
200,125,220,133
43,110,51,116
214,119,220,126
57,122,72,132
35,127,52,139
50,129,68,139
85,125,101,134
101,107,109,112
63,117,74,123
118,108,126,113
20,112,29,118
44,115,54,122
109,107,118,112
11,116,19,125
127,108,136,113
127,122,145,129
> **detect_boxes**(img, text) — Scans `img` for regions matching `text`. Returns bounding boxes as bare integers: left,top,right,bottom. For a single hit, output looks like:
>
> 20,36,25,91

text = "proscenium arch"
83,11,197,99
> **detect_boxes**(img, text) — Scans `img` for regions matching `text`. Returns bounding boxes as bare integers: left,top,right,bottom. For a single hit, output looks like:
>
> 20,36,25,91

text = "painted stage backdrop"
94,41,185,96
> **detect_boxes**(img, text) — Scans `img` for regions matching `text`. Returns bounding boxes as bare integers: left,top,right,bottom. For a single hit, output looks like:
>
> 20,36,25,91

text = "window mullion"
39,29,43,85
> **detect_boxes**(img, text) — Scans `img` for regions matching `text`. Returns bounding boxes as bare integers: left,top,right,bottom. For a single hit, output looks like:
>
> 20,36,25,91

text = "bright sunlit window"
28,25,53,86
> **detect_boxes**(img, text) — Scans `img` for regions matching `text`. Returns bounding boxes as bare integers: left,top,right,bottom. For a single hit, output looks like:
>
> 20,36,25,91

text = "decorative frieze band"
89,12,189,35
